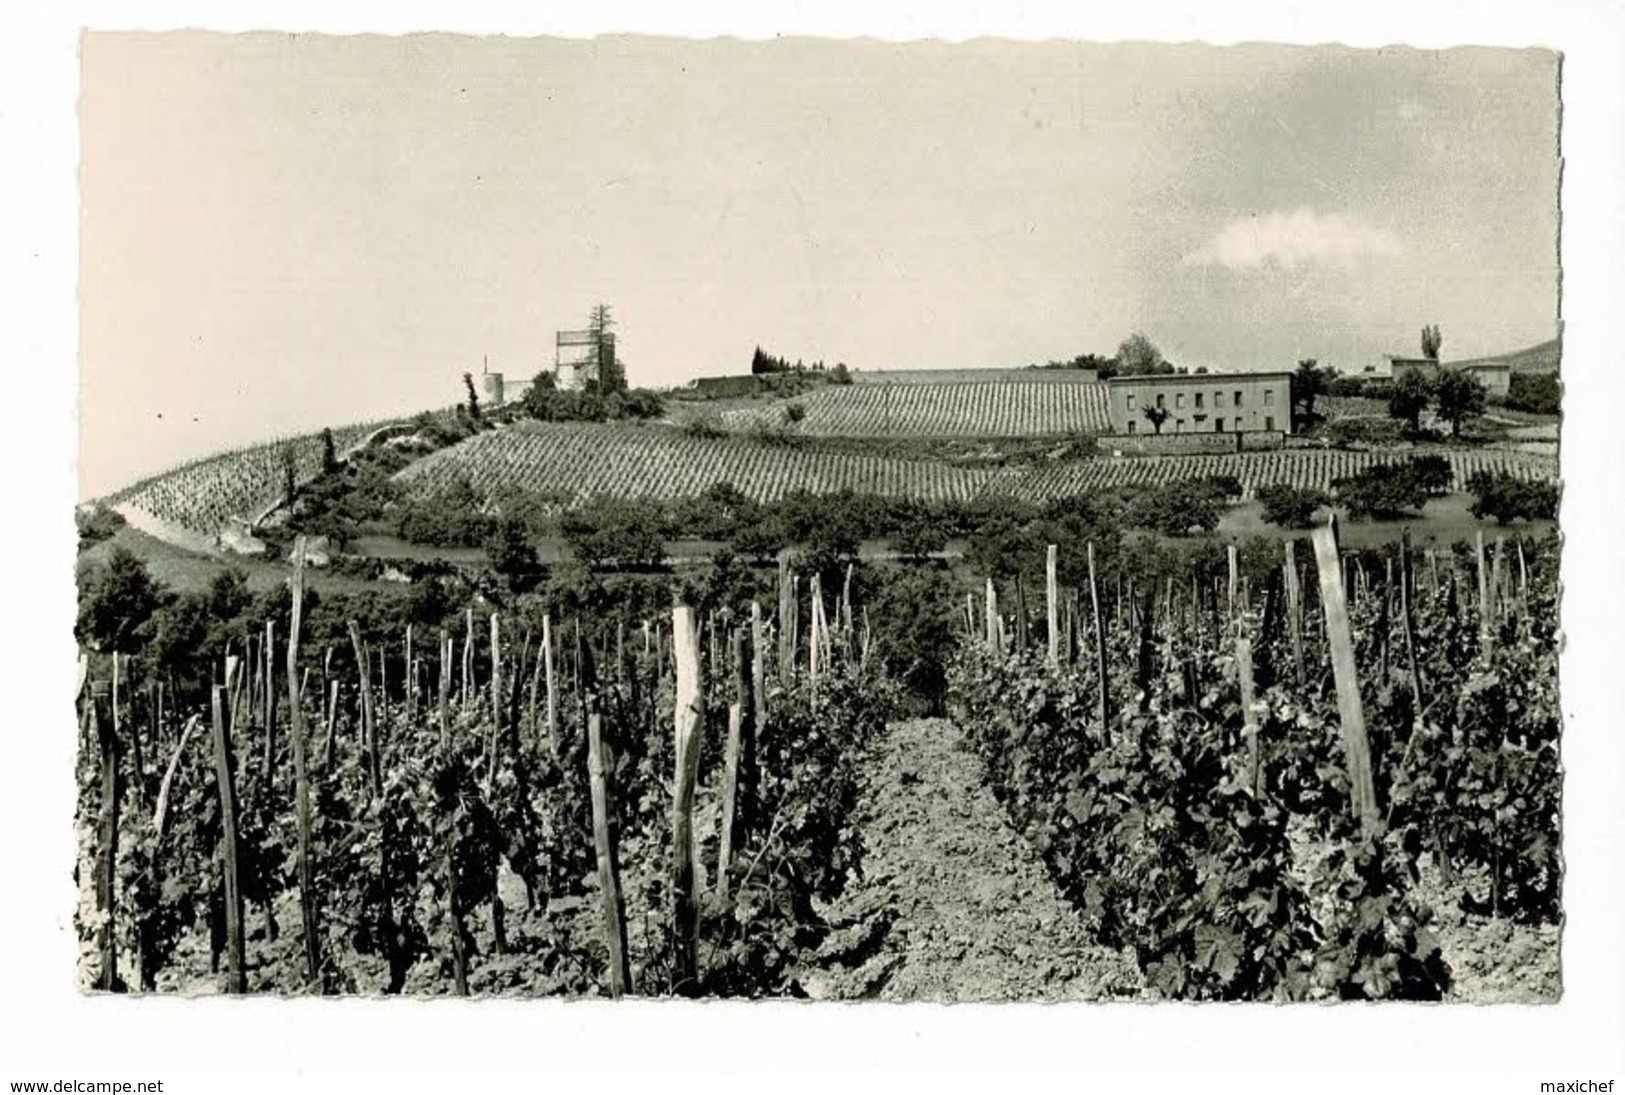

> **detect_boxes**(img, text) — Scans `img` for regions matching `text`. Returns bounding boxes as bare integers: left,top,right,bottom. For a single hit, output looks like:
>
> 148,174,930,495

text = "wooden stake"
716,634,746,901
346,623,382,802
984,577,998,655
1046,544,1060,668
1476,530,1493,657
92,687,121,992
585,694,630,997
1087,543,1109,738
1311,517,1380,839
286,538,321,989
542,614,559,758
670,605,704,994
210,685,247,993
1236,636,1261,796
1283,540,1304,687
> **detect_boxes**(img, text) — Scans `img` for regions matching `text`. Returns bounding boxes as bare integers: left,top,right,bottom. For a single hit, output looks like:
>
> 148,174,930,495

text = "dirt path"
807,718,1142,1002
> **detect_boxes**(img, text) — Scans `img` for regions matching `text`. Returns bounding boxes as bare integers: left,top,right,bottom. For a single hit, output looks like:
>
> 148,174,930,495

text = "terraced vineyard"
396,422,1002,503
719,380,1113,437
1006,446,1558,501
112,423,387,536
398,422,1559,507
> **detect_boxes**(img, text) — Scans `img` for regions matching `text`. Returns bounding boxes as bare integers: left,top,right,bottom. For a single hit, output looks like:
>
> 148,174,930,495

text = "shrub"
1256,484,1331,529
1506,372,1560,416
1333,459,1449,520
1467,471,1560,524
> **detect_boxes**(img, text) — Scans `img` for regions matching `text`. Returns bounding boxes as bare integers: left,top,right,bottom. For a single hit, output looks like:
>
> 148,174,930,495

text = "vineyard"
1008,446,1558,501
394,422,1005,504
395,421,1559,508
113,423,389,537
718,380,1114,437
75,511,1560,1000
76,550,897,997
951,526,1560,999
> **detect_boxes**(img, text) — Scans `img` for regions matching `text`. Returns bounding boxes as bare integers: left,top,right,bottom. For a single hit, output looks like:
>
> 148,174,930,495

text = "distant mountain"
1448,337,1560,375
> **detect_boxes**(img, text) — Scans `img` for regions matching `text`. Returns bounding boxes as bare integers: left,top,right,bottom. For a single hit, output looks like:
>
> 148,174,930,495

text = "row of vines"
951,526,1560,999
76,550,893,997
397,423,1558,507
719,381,1115,437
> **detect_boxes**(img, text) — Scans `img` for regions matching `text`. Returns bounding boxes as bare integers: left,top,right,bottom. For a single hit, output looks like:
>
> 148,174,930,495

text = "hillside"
1448,337,1561,375
109,421,389,538
395,421,1557,507
717,380,1113,438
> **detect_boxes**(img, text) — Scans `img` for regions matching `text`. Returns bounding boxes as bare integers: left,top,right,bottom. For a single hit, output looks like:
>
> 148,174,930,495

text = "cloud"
1181,208,1402,271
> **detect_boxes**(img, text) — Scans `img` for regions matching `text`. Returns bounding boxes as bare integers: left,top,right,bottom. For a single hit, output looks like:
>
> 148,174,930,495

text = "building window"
1215,391,1225,408
1126,394,1136,412
1176,393,1185,409
1265,416,1275,431
1127,420,1137,435
1216,418,1225,433
1195,392,1204,408
1234,390,1244,406
1264,389,1274,406
1156,393,1165,410
1176,418,1185,432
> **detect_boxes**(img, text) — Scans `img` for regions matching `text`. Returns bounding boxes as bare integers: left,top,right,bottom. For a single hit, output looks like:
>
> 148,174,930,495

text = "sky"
78,33,1560,498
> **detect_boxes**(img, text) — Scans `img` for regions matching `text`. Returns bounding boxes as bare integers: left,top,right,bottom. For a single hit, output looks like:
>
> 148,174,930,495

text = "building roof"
1104,370,1294,385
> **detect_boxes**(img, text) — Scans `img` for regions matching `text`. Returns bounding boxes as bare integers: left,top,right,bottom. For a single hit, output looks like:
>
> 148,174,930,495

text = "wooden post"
462,608,474,715
1311,518,1380,839
716,630,746,901
984,577,998,655
585,689,630,997
1088,543,1109,738
286,539,320,989
262,619,276,780
809,573,823,683
91,686,121,992
210,685,247,993
670,604,704,994
1226,543,1239,635
1283,540,1305,687
1394,530,1429,775
750,600,767,774
152,714,200,838
1236,636,1261,797
322,679,339,770
542,614,559,759
1475,530,1493,657
487,612,502,793
347,623,382,802
438,631,452,752
405,624,415,725
1045,544,1060,668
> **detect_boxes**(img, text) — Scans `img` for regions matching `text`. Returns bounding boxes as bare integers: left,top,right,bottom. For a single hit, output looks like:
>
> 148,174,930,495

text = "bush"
1323,417,1404,448
784,403,807,425
1256,484,1331,529
1333,458,1450,520
76,504,127,551
1467,471,1560,524
1506,372,1560,416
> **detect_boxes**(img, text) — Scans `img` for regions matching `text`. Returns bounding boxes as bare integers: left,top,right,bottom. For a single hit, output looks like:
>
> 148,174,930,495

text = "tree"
1116,332,1171,376
483,516,542,596
1293,358,1335,428
462,372,482,422
1333,460,1445,520
1421,324,1443,361
76,546,163,653
1256,484,1331,529
1142,405,1171,435
321,428,339,475
1388,369,1433,432
1467,471,1559,524
589,304,624,392
1434,369,1487,438
1506,372,1560,416
830,361,853,385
